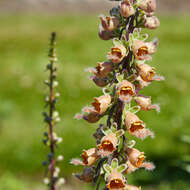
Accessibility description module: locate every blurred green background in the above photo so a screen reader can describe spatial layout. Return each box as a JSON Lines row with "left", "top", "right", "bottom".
{"left": 0, "top": 1, "right": 190, "bottom": 190}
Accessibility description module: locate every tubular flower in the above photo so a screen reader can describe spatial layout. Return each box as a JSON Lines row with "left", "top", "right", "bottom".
{"left": 125, "top": 185, "right": 141, "bottom": 190}
{"left": 92, "top": 95, "right": 112, "bottom": 114}
{"left": 90, "top": 62, "right": 114, "bottom": 78}
{"left": 76, "top": 95, "right": 111, "bottom": 123}
{"left": 125, "top": 111, "right": 154, "bottom": 139}
{"left": 71, "top": 148, "right": 99, "bottom": 166}
{"left": 132, "top": 39, "right": 158, "bottom": 61}
{"left": 126, "top": 160, "right": 155, "bottom": 174}
{"left": 120, "top": 0, "right": 135, "bottom": 18}
{"left": 137, "top": 0, "right": 156, "bottom": 13}
{"left": 134, "top": 95, "right": 160, "bottom": 112}
{"left": 145, "top": 16, "right": 160, "bottom": 29}
{"left": 132, "top": 40, "right": 151, "bottom": 61}
{"left": 126, "top": 148, "right": 145, "bottom": 168}
{"left": 99, "top": 15, "right": 120, "bottom": 31}
{"left": 136, "top": 63, "right": 155, "bottom": 82}
{"left": 98, "top": 133, "right": 118, "bottom": 157}
{"left": 107, "top": 44, "right": 127, "bottom": 64}
{"left": 107, "top": 169, "right": 126, "bottom": 190}
{"left": 81, "top": 148, "right": 99, "bottom": 166}
{"left": 135, "top": 76, "right": 151, "bottom": 91}
{"left": 125, "top": 160, "right": 138, "bottom": 174}
{"left": 137, "top": 63, "right": 164, "bottom": 82}
{"left": 125, "top": 148, "right": 155, "bottom": 174}
{"left": 117, "top": 80, "right": 135, "bottom": 102}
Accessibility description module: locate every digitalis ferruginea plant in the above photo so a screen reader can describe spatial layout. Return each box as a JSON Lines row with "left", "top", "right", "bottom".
{"left": 72, "top": 0, "right": 163, "bottom": 189}
{"left": 42, "top": 33, "right": 65, "bottom": 190}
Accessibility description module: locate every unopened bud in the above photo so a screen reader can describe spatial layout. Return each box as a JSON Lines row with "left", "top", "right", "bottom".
{"left": 43, "top": 178, "right": 49, "bottom": 185}
{"left": 57, "top": 155, "right": 64, "bottom": 161}
{"left": 137, "top": 0, "right": 156, "bottom": 13}
{"left": 53, "top": 81, "right": 59, "bottom": 87}
{"left": 144, "top": 16, "right": 160, "bottom": 29}
{"left": 120, "top": 0, "right": 135, "bottom": 18}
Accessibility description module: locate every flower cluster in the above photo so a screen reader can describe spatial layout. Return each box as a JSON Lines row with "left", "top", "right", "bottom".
{"left": 73, "top": 0, "right": 163, "bottom": 189}
{"left": 42, "top": 33, "right": 65, "bottom": 190}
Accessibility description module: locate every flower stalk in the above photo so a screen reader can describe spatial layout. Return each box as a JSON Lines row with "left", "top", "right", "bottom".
{"left": 43, "top": 32, "right": 65, "bottom": 190}
{"left": 72, "top": 0, "right": 163, "bottom": 189}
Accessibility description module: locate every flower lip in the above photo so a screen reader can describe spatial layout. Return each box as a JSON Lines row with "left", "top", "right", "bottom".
{"left": 147, "top": 70, "right": 155, "bottom": 81}
{"left": 81, "top": 151, "right": 89, "bottom": 165}
{"left": 130, "top": 121, "right": 144, "bottom": 133}
{"left": 137, "top": 46, "right": 148, "bottom": 57}
{"left": 120, "top": 86, "right": 134, "bottom": 96}
{"left": 112, "top": 47, "right": 122, "bottom": 59}
{"left": 99, "top": 140, "right": 114, "bottom": 152}
{"left": 137, "top": 154, "right": 145, "bottom": 167}
{"left": 92, "top": 99, "right": 101, "bottom": 113}
{"left": 107, "top": 179, "right": 126, "bottom": 189}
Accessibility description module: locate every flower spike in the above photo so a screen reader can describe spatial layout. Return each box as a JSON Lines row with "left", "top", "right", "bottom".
{"left": 72, "top": 0, "right": 163, "bottom": 189}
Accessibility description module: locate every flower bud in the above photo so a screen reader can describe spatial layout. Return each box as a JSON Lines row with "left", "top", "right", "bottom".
{"left": 81, "top": 148, "right": 99, "bottom": 166}
{"left": 137, "top": 0, "right": 156, "bottom": 13}
{"left": 120, "top": 0, "right": 135, "bottom": 18}
{"left": 75, "top": 106, "right": 101, "bottom": 123}
{"left": 125, "top": 185, "right": 141, "bottom": 190}
{"left": 83, "top": 112, "right": 101, "bottom": 123}
{"left": 56, "top": 178, "right": 65, "bottom": 186}
{"left": 126, "top": 148, "right": 145, "bottom": 168}
{"left": 94, "top": 62, "right": 114, "bottom": 78}
{"left": 53, "top": 81, "right": 58, "bottom": 87}
{"left": 43, "top": 178, "right": 49, "bottom": 185}
{"left": 99, "top": 15, "right": 120, "bottom": 31}
{"left": 57, "top": 155, "right": 64, "bottom": 161}
{"left": 107, "top": 44, "right": 126, "bottom": 64}
{"left": 99, "top": 27, "right": 114, "bottom": 40}
{"left": 134, "top": 95, "right": 160, "bottom": 112}
{"left": 145, "top": 16, "right": 160, "bottom": 29}
{"left": 98, "top": 133, "right": 118, "bottom": 157}
{"left": 107, "top": 169, "right": 126, "bottom": 190}
{"left": 117, "top": 80, "right": 135, "bottom": 102}
{"left": 92, "top": 95, "right": 112, "bottom": 114}
{"left": 74, "top": 167, "right": 95, "bottom": 183}
{"left": 90, "top": 76, "right": 109, "bottom": 87}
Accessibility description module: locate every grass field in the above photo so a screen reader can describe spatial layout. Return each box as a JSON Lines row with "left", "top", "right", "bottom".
{"left": 0, "top": 14, "right": 190, "bottom": 190}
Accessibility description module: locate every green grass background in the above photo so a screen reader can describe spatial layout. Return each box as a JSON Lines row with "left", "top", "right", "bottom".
{"left": 0, "top": 14, "right": 190, "bottom": 189}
